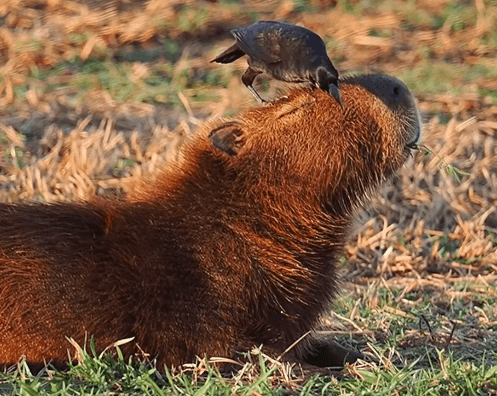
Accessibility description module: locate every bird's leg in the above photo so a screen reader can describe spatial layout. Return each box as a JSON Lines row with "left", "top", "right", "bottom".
{"left": 241, "top": 67, "right": 266, "bottom": 104}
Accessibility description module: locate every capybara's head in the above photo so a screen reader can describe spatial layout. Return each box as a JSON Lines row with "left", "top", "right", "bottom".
{"left": 193, "top": 74, "right": 420, "bottom": 216}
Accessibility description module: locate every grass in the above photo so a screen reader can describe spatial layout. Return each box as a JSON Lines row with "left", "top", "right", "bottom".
{"left": 415, "top": 144, "right": 470, "bottom": 183}
{"left": 11, "top": 55, "right": 231, "bottom": 111}
{"left": 394, "top": 61, "right": 497, "bottom": 98}
{"left": 0, "top": 0, "right": 496, "bottom": 394}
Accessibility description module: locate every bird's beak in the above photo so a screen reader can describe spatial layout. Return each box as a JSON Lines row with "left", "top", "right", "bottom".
{"left": 329, "top": 84, "right": 342, "bottom": 107}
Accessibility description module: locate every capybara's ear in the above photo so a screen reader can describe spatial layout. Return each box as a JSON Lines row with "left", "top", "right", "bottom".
{"left": 208, "top": 121, "right": 245, "bottom": 156}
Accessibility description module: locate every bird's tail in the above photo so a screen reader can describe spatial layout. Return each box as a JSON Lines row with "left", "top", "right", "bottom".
{"left": 210, "top": 43, "right": 246, "bottom": 64}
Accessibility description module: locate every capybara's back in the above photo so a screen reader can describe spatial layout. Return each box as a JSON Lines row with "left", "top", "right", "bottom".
{"left": 0, "top": 75, "right": 420, "bottom": 370}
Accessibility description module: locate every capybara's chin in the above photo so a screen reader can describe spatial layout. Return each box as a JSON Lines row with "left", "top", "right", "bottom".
{"left": 0, "top": 74, "right": 420, "bottom": 371}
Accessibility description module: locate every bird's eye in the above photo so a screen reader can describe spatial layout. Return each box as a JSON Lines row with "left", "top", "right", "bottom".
{"left": 393, "top": 86, "right": 400, "bottom": 96}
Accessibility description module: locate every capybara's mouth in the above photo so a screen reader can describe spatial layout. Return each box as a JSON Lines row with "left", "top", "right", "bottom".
{"left": 406, "top": 110, "right": 422, "bottom": 149}
{"left": 406, "top": 139, "right": 419, "bottom": 149}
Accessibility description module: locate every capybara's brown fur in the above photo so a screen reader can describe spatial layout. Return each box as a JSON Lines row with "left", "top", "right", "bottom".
{"left": 0, "top": 74, "right": 420, "bottom": 371}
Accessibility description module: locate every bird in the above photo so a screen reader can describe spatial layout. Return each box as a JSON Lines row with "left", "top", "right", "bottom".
{"left": 211, "top": 20, "right": 341, "bottom": 105}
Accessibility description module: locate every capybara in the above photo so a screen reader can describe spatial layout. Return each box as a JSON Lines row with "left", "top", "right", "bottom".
{"left": 0, "top": 74, "right": 420, "bottom": 371}
{"left": 211, "top": 20, "right": 341, "bottom": 105}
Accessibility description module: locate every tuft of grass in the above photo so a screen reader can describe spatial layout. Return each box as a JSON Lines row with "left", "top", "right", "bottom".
{"left": 414, "top": 144, "right": 470, "bottom": 182}
{"left": 13, "top": 54, "right": 239, "bottom": 109}
{"left": 368, "top": 28, "right": 392, "bottom": 38}
{"left": 0, "top": 342, "right": 304, "bottom": 395}
{"left": 392, "top": 61, "right": 497, "bottom": 97}
{"left": 292, "top": 0, "right": 319, "bottom": 14}
{"left": 442, "top": 2, "right": 478, "bottom": 32}
{"left": 174, "top": 7, "right": 210, "bottom": 32}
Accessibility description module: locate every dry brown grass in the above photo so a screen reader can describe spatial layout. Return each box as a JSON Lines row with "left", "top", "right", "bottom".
{"left": 0, "top": 0, "right": 496, "bottom": 375}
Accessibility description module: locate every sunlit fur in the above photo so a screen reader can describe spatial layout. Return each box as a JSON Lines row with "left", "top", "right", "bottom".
{"left": 0, "top": 75, "right": 420, "bottom": 371}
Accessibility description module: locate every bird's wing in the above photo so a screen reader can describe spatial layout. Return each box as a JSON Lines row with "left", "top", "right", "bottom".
{"left": 231, "top": 28, "right": 282, "bottom": 64}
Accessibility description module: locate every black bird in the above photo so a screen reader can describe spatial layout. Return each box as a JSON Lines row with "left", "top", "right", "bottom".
{"left": 211, "top": 21, "right": 341, "bottom": 105}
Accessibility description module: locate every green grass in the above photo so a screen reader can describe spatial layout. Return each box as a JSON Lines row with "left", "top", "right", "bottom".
{"left": 10, "top": 56, "right": 235, "bottom": 110}
{"left": 172, "top": 7, "right": 210, "bottom": 32}
{"left": 335, "top": 0, "right": 479, "bottom": 30}
{"left": 292, "top": 0, "right": 319, "bottom": 14}
{"left": 5, "top": 1, "right": 496, "bottom": 111}
{"left": 0, "top": 347, "right": 289, "bottom": 395}
{"left": 415, "top": 144, "right": 471, "bottom": 183}
{"left": 333, "top": 352, "right": 497, "bottom": 395}
{"left": 394, "top": 61, "right": 497, "bottom": 97}
{"left": 2, "top": 349, "right": 496, "bottom": 395}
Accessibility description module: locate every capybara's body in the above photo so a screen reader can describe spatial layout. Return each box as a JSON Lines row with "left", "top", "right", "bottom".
{"left": 0, "top": 75, "right": 420, "bottom": 370}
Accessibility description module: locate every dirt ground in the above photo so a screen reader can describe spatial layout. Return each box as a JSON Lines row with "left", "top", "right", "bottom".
{"left": 0, "top": 0, "right": 496, "bottom": 369}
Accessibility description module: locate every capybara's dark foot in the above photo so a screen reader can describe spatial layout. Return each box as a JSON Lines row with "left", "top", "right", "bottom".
{"left": 303, "top": 339, "right": 364, "bottom": 368}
